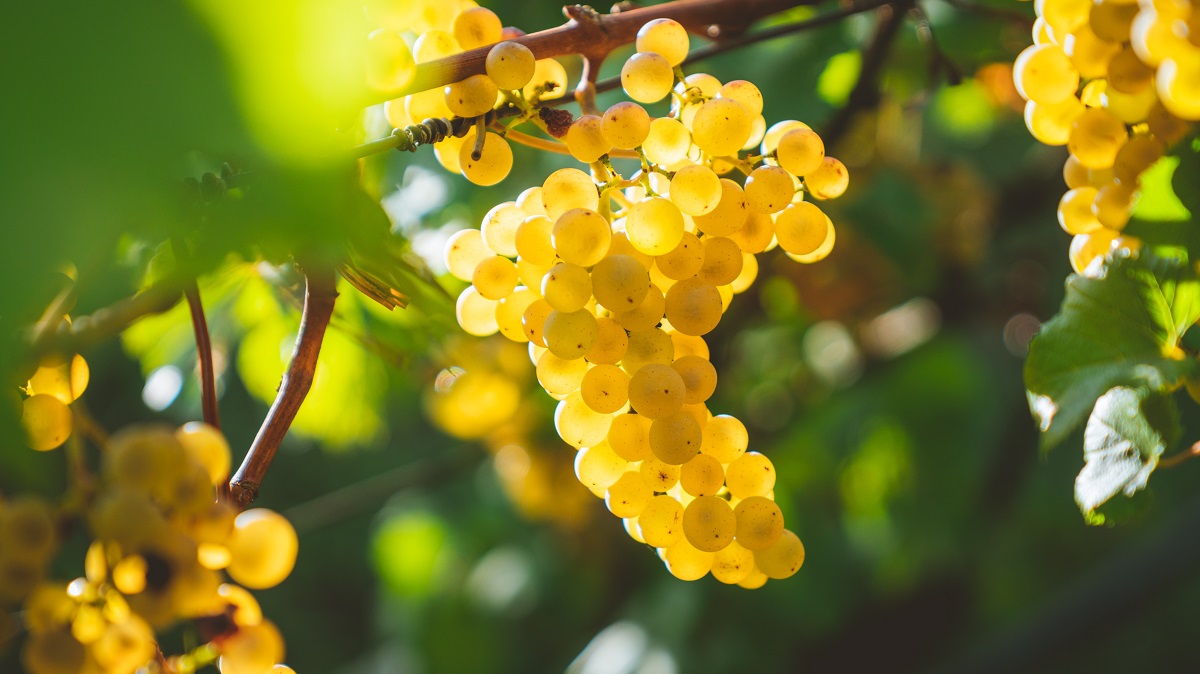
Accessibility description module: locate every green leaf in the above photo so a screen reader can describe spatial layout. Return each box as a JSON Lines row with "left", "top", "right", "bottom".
{"left": 1132, "top": 155, "right": 1192, "bottom": 223}
{"left": 1025, "top": 254, "right": 1200, "bottom": 449}
{"left": 1075, "top": 387, "right": 1177, "bottom": 519}
{"left": 1171, "top": 140, "right": 1200, "bottom": 220}
{"left": 817, "top": 51, "right": 861, "bottom": 107}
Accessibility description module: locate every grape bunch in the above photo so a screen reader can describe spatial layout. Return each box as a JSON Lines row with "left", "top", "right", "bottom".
{"left": 4, "top": 420, "right": 300, "bottom": 674}
{"left": 1013, "top": 0, "right": 1197, "bottom": 272}
{"left": 20, "top": 352, "right": 90, "bottom": 452}
{"left": 416, "top": 10, "right": 848, "bottom": 585}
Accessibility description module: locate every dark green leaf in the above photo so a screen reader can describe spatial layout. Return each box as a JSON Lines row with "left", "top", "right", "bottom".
{"left": 1025, "top": 254, "right": 1200, "bottom": 449}
{"left": 1075, "top": 387, "right": 1177, "bottom": 519}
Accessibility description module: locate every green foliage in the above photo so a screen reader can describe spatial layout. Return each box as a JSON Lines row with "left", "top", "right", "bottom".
{"left": 1024, "top": 254, "right": 1200, "bottom": 451}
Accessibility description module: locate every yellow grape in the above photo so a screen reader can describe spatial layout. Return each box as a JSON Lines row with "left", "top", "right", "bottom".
{"left": 744, "top": 165, "right": 795, "bottom": 213}
{"left": 664, "top": 277, "right": 722, "bottom": 336}
{"left": 586, "top": 316, "right": 630, "bottom": 365}
{"left": 682, "top": 495, "right": 735, "bottom": 552}
{"left": 733, "top": 496, "right": 784, "bottom": 551}
{"left": 1057, "top": 187, "right": 1102, "bottom": 234}
{"left": 1157, "top": 53, "right": 1200, "bottom": 121}
{"left": 21, "top": 628, "right": 87, "bottom": 674}
{"left": 555, "top": 391, "right": 614, "bottom": 448}
{"left": 605, "top": 471, "right": 653, "bottom": 517}
{"left": 627, "top": 363, "right": 686, "bottom": 420}
{"left": 553, "top": 208, "right": 611, "bottom": 267}
{"left": 731, "top": 252, "right": 759, "bottom": 293}
{"left": 452, "top": 7, "right": 502, "bottom": 50}
{"left": 729, "top": 211, "right": 775, "bottom": 254}
{"left": 580, "top": 364, "right": 631, "bottom": 414}
{"left": 444, "top": 228, "right": 490, "bottom": 281}
{"left": 219, "top": 620, "right": 285, "bottom": 674}
{"left": 608, "top": 413, "right": 652, "bottom": 461}
{"left": 680, "top": 453, "right": 724, "bottom": 496}
{"left": 565, "top": 115, "right": 612, "bottom": 164}
{"left": 496, "top": 287, "right": 539, "bottom": 342}
{"left": 1106, "top": 46, "right": 1154, "bottom": 94}
{"left": 692, "top": 179, "right": 748, "bottom": 237}
{"left": 514, "top": 215, "right": 557, "bottom": 266}
{"left": 574, "top": 442, "right": 629, "bottom": 492}
{"left": 522, "top": 58, "right": 569, "bottom": 101}
{"left": 671, "top": 355, "right": 717, "bottom": 404}
{"left": 92, "top": 616, "right": 156, "bottom": 674}
{"left": 1103, "top": 85, "right": 1156, "bottom": 125}
{"left": 1013, "top": 44, "right": 1080, "bottom": 104}
{"left": 472, "top": 256, "right": 518, "bottom": 300}
{"left": 804, "top": 157, "right": 849, "bottom": 200}
{"left": 697, "top": 236, "right": 743, "bottom": 286}
{"left": 1146, "top": 101, "right": 1192, "bottom": 146}
{"left": 717, "top": 80, "right": 764, "bottom": 116}
{"left": 656, "top": 232, "right": 704, "bottom": 281}
{"left": 622, "top": 328, "right": 674, "bottom": 376}
{"left": 700, "top": 414, "right": 748, "bottom": 463}
{"left": 1112, "top": 135, "right": 1165, "bottom": 183}
{"left": 541, "top": 262, "right": 592, "bottom": 313}
{"left": 662, "top": 537, "right": 714, "bottom": 580}
{"left": 27, "top": 354, "right": 89, "bottom": 404}
{"left": 601, "top": 102, "right": 651, "bottom": 149}
{"left": 456, "top": 286, "right": 500, "bottom": 336}
{"left": 1063, "top": 23, "right": 1120, "bottom": 79}
{"left": 521, "top": 298, "right": 554, "bottom": 346}
{"left": 625, "top": 197, "right": 685, "bottom": 256}
{"left": 711, "top": 541, "right": 756, "bottom": 584}
{"left": 536, "top": 348, "right": 588, "bottom": 396}
{"left": 613, "top": 283, "right": 665, "bottom": 332}
{"left": 445, "top": 74, "right": 499, "bottom": 118}
{"left": 670, "top": 165, "right": 722, "bottom": 216}
{"left": 542, "top": 168, "right": 599, "bottom": 220}
{"left": 1037, "top": 0, "right": 1092, "bottom": 44}
{"left": 459, "top": 131, "right": 513, "bottom": 186}
{"left": 218, "top": 584, "right": 264, "bottom": 627}
{"left": 487, "top": 41, "right": 536, "bottom": 90}
{"left": 753, "top": 529, "right": 805, "bottom": 580}
{"left": 1024, "top": 97, "right": 1085, "bottom": 146}
{"left": 365, "top": 29, "right": 415, "bottom": 91}
{"left": 481, "top": 201, "right": 524, "bottom": 258}
{"left": 434, "top": 134, "right": 467, "bottom": 173}
{"left": 725, "top": 451, "right": 776, "bottom": 499}
{"left": 1093, "top": 181, "right": 1137, "bottom": 231}
{"left": 591, "top": 254, "right": 651, "bottom": 311}
{"left": 226, "top": 509, "right": 298, "bottom": 589}
{"left": 774, "top": 202, "right": 830, "bottom": 256}
{"left": 621, "top": 52, "right": 674, "bottom": 103}
{"left": 775, "top": 129, "right": 826, "bottom": 177}
{"left": 691, "top": 98, "right": 752, "bottom": 157}
{"left": 638, "top": 495, "right": 684, "bottom": 547}
{"left": 1068, "top": 107, "right": 1127, "bottom": 169}
{"left": 22, "top": 394, "right": 72, "bottom": 451}
{"left": 642, "top": 117, "right": 692, "bottom": 165}
{"left": 640, "top": 455, "right": 682, "bottom": 491}
{"left": 609, "top": 230, "right": 655, "bottom": 269}
{"left": 413, "top": 30, "right": 460, "bottom": 63}
{"left": 636, "top": 18, "right": 690, "bottom": 66}
{"left": 543, "top": 309, "right": 598, "bottom": 360}
{"left": 649, "top": 410, "right": 703, "bottom": 464}
{"left": 1089, "top": 0, "right": 1138, "bottom": 42}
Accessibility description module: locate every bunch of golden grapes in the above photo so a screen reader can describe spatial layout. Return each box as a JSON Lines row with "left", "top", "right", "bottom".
{"left": 1013, "top": 0, "right": 1197, "bottom": 272}
{"left": 5, "top": 420, "right": 299, "bottom": 674}
{"left": 424, "top": 9, "right": 848, "bottom": 585}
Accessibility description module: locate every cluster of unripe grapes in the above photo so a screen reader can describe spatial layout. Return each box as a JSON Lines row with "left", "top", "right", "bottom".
{"left": 7, "top": 400, "right": 299, "bottom": 674}
{"left": 415, "top": 4, "right": 850, "bottom": 584}
{"left": 1013, "top": 0, "right": 1197, "bottom": 273}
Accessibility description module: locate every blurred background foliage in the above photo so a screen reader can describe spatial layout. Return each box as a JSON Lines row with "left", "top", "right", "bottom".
{"left": 3, "top": 0, "right": 1200, "bottom": 672}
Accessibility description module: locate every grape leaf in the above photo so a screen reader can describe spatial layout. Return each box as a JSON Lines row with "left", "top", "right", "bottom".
{"left": 1025, "top": 254, "right": 1200, "bottom": 450}
{"left": 1075, "top": 387, "right": 1177, "bottom": 519}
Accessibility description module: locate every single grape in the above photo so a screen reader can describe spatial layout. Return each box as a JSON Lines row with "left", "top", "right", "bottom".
{"left": 671, "top": 355, "right": 717, "bottom": 404}
{"left": 700, "top": 415, "right": 748, "bottom": 463}
{"left": 734, "top": 496, "right": 784, "bottom": 551}
{"left": 682, "top": 495, "right": 735, "bottom": 552}
{"left": 606, "top": 471, "right": 653, "bottom": 517}
{"left": 671, "top": 165, "right": 722, "bottom": 216}
{"left": 487, "top": 41, "right": 537, "bottom": 90}
{"left": 592, "top": 254, "right": 651, "bottom": 311}
{"left": 636, "top": 18, "right": 690, "bottom": 66}
{"left": 664, "top": 278, "right": 722, "bottom": 336}
{"left": 753, "top": 529, "right": 805, "bottom": 579}
{"left": 445, "top": 74, "right": 499, "bottom": 118}
{"left": 804, "top": 157, "right": 849, "bottom": 200}
{"left": 608, "top": 413, "right": 653, "bottom": 461}
{"left": 696, "top": 236, "right": 743, "bottom": 286}
{"left": 543, "top": 309, "right": 599, "bottom": 360}
{"left": 536, "top": 350, "right": 589, "bottom": 396}
{"left": 725, "top": 451, "right": 776, "bottom": 499}
{"left": 456, "top": 286, "right": 500, "bottom": 336}
{"left": 586, "top": 316, "right": 630, "bottom": 365}
{"left": 472, "top": 256, "right": 519, "bottom": 300}
{"left": 692, "top": 179, "right": 748, "bottom": 236}
{"left": 581, "top": 364, "right": 631, "bottom": 414}
{"left": 621, "top": 52, "right": 675, "bottom": 103}
{"left": 553, "top": 208, "right": 611, "bottom": 267}
{"left": 649, "top": 410, "right": 703, "bottom": 464}
{"left": 628, "top": 363, "right": 686, "bottom": 419}
{"left": 601, "top": 101, "right": 652, "bottom": 149}
{"left": 459, "top": 131, "right": 513, "bottom": 186}
{"left": 543, "top": 168, "right": 599, "bottom": 220}
{"left": 226, "top": 510, "right": 298, "bottom": 589}
{"left": 680, "top": 453, "right": 724, "bottom": 496}
{"left": 452, "top": 7, "right": 502, "bottom": 50}
{"left": 638, "top": 494, "right": 684, "bottom": 547}
{"left": 541, "top": 262, "right": 592, "bottom": 312}
{"left": 21, "top": 394, "right": 72, "bottom": 451}
{"left": 565, "top": 114, "right": 613, "bottom": 163}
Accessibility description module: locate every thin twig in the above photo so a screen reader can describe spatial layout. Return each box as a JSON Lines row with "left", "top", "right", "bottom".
{"left": 939, "top": 0, "right": 1035, "bottom": 29}
{"left": 1158, "top": 441, "right": 1200, "bottom": 469}
{"left": 229, "top": 265, "right": 338, "bottom": 510}
{"left": 283, "top": 452, "right": 476, "bottom": 534}
{"left": 500, "top": 126, "right": 642, "bottom": 160}
{"left": 821, "top": 0, "right": 913, "bottom": 150}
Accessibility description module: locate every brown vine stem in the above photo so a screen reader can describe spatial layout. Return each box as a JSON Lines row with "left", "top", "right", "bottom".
{"left": 229, "top": 265, "right": 338, "bottom": 510}
{"left": 821, "top": 0, "right": 913, "bottom": 150}
{"left": 1158, "top": 440, "right": 1200, "bottom": 469}
{"left": 368, "top": 0, "right": 814, "bottom": 106}
{"left": 172, "top": 239, "right": 221, "bottom": 430}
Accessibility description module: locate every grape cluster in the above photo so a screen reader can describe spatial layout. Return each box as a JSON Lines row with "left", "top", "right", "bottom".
{"left": 4, "top": 422, "right": 299, "bottom": 674}
{"left": 1013, "top": 0, "right": 1197, "bottom": 272}
{"left": 430, "top": 13, "right": 847, "bottom": 585}
{"left": 20, "top": 352, "right": 90, "bottom": 451}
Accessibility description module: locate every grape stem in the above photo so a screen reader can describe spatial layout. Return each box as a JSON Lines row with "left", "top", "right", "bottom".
{"left": 171, "top": 237, "right": 222, "bottom": 431}
{"left": 821, "top": 0, "right": 913, "bottom": 150}
{"left": 1158, "top": 440, "right": 1200, "bottom": 469}
{"left": 497, "top": 126, "right": 642, "bottom": 160}
{"left": 30, "top": 278, "right": 183, "bottom": 360}
{"left": 229, "top": 264, "right": 338, "bottom": 510}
